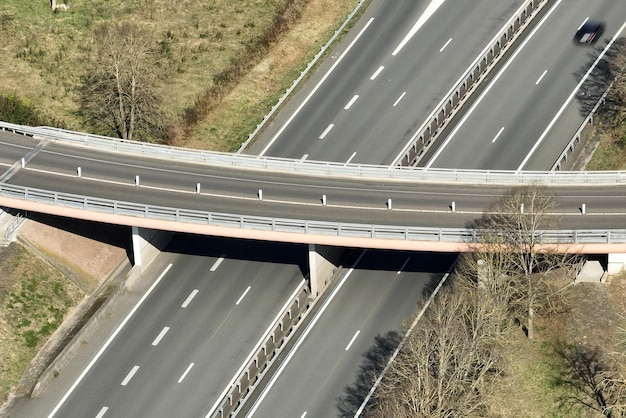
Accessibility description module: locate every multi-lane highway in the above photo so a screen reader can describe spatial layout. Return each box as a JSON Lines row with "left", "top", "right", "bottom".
{"left": 3, "top": 131, "right": 626, "bottom": 233}
{"left": 4, "top": 0, "right": 626, "bottom": 417}
{"left": 427, "top": 0, "right": 626, "bottom": 170}
{"left": 250, "top": 0, "right": 528, "bottom": 164}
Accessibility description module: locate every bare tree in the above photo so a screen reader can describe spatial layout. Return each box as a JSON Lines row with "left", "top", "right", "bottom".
{"left": 368, "top": 287, "right": 501, "bottom": 417}
{"left": 471, "top": 184, "right": 578, "bottom": 339}
{"left": 79, "top": 22, "right": 166, "bottom": 142}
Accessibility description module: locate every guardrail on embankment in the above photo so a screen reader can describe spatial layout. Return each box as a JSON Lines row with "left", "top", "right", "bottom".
{"left": 393, "top": 0, "right": 551, "bottom": 167}
{"left": 552, "top": 81, "right": 613, "bottom": 171}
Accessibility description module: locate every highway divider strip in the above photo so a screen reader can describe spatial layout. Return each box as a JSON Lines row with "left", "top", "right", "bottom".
{"left": 392, "top": 0, "right": 552, "bottom": 167}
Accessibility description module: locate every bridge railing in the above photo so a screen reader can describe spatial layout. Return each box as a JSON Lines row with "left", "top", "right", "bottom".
{"left": 2, "top": 183, "right": 625, "bottom": 245}
{"left": 2, "top": 121, "right": 626, "bottom": 185}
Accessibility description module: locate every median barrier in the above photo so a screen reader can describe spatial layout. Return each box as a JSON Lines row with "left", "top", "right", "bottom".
{"left": 213, "top": 282, "right": 310, "bottom": 418}
{"left": 394, "top": 0, "right": 551, "bottom": 166}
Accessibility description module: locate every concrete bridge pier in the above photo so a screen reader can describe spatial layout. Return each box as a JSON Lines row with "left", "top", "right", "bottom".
{"left": 131, "top": 226, "right": 173, "bottom": 269}
{"left": 308, "top": 244, "right": 345, "bottom": 297}
{"left": 608, "top": 253, "right": 626, "bottom": 274}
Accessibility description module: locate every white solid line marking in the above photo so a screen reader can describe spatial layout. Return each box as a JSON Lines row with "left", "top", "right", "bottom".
{"left": 246, "top": 252, "right": 368, "bottom": 417}
{"left": 344, "top": 95, "right": 359, "bottom": 110}
{"left": 181, "top": 289, "right": 199, "bottom": 308}
{"left": 492, "top": 127, "right": 505, "bottom": 143}
{"left": 345, "top": 330, "right": 361, "bottom": 351}
{"left": 95, "top": 406, "right": 108, "bottom": 418}
{"left": 48, "top": 263, "right": 173, "bottom": 418}
{"left": 121, "top": 365, "right": 139, "bottom": 386}
{"left": 535, "top": 69, "right": 548, "bottom": 85}
{"left": 259, "top": 18, "right": 375, "bottom": 156}
{"left": 151, "top": 327, "right": 170, "bottom": 346}
{"left": 210, "top": 257, "right": 225, "bottom": 272}
{"left": 370, "top": 66, "right": 384, "bottom": 80}
{"left": 236, "top": 286, "right": 251, "bottom": 305}
{"left": 300, "top": 154, "right": 309, "bottom": 160}
{"left": 518, "top": 19, "right": 626, "bottom": 171}
{"left": 345, "top": 152, "right": 357, "bottom": 165}
{"left": 397, "top": 256, "right": 411, "bottom": 275}
{"left": 439, "top": 38, "right": 452, "bottom": 52}
{"left": 393, "top": 92, "right": 406, "bottom": 107}
{"left": 393, "top": 0, "right": 446, "bottom": 55}
{"left": 301, "top": 412, "right": 308, "bottom": 418}
{"left": 319, "top": 124, "right": 334, "bottom": 140}
{"left": 178, "top": 363, "right": 194, "bottom": 383}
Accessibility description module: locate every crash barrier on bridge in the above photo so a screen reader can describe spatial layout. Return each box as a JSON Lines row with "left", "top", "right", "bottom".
{"left": 3, "top": 121, "right": 626, "bottom": 185}
{"left": 552, "top": 81, "right": 614, "bottom": 171}
{"left": 393, "top": 0, "right": 551, "bottom": 167}
{"left": 212, "top": 280, "right": 310, "bottom": 418}
{"left": 2, "top": 183, "right": 626, "bottom": 246}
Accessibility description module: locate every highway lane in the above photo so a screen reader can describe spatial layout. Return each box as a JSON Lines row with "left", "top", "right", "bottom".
{"left": 245, "top": 251, "right": 457, "bottom": 417}
{"left": 3, "top": 1, "right": 620, "bottom": 416}
{"left": 253, "top": 0, "right": 525, "bottom": 164}
{"left": 49, "top": 235, "right": 308, "bottom": 418}
{"left": 6, "top": 140, "right": 626, "bottom": 230}
{"left": 427, "top": 0, "right": 626, "bottom": 170}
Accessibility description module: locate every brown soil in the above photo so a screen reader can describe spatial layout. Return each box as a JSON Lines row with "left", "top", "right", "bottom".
{"left": 17, "top": 216, "right": 130, "bottom": 294}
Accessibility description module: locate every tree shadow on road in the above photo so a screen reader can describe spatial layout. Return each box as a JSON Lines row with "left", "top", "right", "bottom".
{"left": 574, "top": 38, "right": 626, "bottom": 118}
{"left": 336, "top": 330, "right": 402, "bottom": 417}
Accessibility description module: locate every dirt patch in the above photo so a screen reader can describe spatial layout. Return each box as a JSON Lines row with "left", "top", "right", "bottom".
{"left": 18, "top": 216, "right": 130, "bottom": 294}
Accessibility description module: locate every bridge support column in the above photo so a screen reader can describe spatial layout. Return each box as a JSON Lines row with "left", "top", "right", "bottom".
{"left": 607, "top": 253, "right": 626, "bottom": 275}
{"left": 131, "top": 226, "right": 173, "bottom": 269}
{"left": 308, "top": 244, "right": 344, "bottom": 297}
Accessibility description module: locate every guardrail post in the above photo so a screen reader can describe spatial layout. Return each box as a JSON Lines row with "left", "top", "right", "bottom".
{"left": 77, "top": 167, "right": 82, "bottom": 178}
{"left": 322, "top": 195, "right": 327, "bottom": 206}
{"left": 520, "top": 203, "right": 524, "bottom": 214}
{"left": 21, "top": 158, "right": 25, "bottom": 168}
{"left": 258, "top": 189, "right": 263, "bottom": 200}
{"left": 451, "top": 201, "right": 456, "bottom": 212}
{"left": 196, "top": 183, "right": 201, "bottom": 194}
{"left": 581, "top": 203, "right": 586, "bottom": 215}
{"left": 387, "top": 199, "right": 392, "bottom": 210}
{"left": 135, "top": 175, "right": 140, "bottom": 186}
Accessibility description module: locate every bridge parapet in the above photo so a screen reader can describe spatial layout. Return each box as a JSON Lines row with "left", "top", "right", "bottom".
{"left": 2, "top": 121, "right": 626, "bottom": 185}
{"left": 1, "top": 183, "right": 626, "bottom": 253}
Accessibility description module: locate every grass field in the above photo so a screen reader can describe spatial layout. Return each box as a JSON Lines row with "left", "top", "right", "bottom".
{"left": 0, "top": 0, "right": 361, "bottom": 151}
{"left": 0, "top": 244, "right": 83, "bottom": 405}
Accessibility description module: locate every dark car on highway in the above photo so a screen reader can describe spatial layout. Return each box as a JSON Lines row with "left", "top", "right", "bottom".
{"left": 574, "top": 20, "right": 604, "bottom": 44}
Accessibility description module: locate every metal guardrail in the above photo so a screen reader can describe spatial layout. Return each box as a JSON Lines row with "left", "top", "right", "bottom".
{"left": 2, "top": 183, "right": 626, "bottom": 245}
{"left": 552, "top": 81, "right": 613, "bottom": 171}
{"left": 2, "top": 121, "right": 626, "bottom": 185}
{"left": 392, "top": 0, "right": 550, "bottom": 166}
{"left": 213, "top": 281, "right": 310, "bottom": 418}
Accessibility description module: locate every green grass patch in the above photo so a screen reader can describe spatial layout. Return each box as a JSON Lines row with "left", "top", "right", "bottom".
{"left": 0, "top": 244, "right": 83, "bottom": 405}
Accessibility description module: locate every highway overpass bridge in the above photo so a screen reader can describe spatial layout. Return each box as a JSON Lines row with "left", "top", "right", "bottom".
{"left": 2, "top": 121, "right": 626, "bottom": 274}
